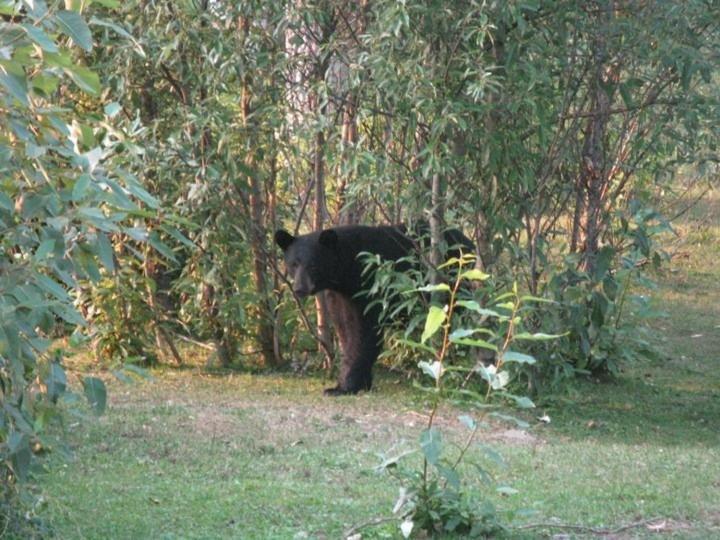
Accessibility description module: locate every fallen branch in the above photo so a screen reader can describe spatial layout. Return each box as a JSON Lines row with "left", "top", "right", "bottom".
{"left": 516, "top": 516, "right": 674, "bottom": 536}
{"left": 174, "top": 334, "right": 215, "bottom": 350}
{"left": 343, "top": 516, "right": 396, "bottom": 538}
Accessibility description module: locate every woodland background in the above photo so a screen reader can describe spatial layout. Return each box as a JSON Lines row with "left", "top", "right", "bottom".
{"left": 1, "top": 0, "right": 719, "bottom": 535}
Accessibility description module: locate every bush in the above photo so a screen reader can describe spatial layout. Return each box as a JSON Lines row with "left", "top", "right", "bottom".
{"left": 375, "top": 253, "right": 551, "bottom": 537}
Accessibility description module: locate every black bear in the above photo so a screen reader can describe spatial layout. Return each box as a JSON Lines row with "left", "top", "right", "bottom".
{"left": 275, "top": 224, "right": 474, "bottom": 395}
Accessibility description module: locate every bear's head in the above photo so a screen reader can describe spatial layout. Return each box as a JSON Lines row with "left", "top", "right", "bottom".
{"left": 274, "top": 229, "right": 341, "bottom": 298}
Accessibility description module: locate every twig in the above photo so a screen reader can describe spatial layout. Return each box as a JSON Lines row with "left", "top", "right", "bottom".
{"left": 175, "top": 334, "right": 215, "bottom": 350}
{"left": 516, "top": 516, "right": 669, "bottom": 536}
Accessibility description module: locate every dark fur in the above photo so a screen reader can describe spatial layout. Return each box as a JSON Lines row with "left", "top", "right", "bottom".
{"left": 275, "top": 225, "right": 473, "bottom": 395}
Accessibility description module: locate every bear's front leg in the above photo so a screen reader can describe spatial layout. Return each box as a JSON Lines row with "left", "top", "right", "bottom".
{"left": 323, "top": 292, "right": 381, "bottom": 396}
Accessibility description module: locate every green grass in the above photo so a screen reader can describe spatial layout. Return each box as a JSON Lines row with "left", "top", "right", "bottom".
{"left": 32, "top": 192, "right": 720, "bottom": 539}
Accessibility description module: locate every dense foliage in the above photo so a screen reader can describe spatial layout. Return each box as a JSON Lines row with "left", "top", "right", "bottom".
{"left": 82, "top": 0, "right": 719, "bottom": 379}
{"left": 0, "top": 0, "right": 174, "bottom": 533}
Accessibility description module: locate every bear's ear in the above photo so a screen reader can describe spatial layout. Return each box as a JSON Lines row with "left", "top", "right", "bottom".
{"left": 319, "top": 229, "right": 338, "bottom": 249}
{"left": 274, "top": 229, "right": 295, "bottom": 251}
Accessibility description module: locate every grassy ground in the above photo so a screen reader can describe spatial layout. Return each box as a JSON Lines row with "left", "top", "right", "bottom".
{"left": 35, "top": 193, "right": 720, "bottom": 539}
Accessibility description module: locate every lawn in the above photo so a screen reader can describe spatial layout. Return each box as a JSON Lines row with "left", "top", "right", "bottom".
{"left": 37, "top": 195, "right": 720, "bottom": 539}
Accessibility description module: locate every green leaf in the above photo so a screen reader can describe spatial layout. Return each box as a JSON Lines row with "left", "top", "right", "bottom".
{"left": 65, "top": 64, "right": 100, "bottom": 95}
{"left": 123, "top": 175, "right": 159, "bottom": 208}
{"left": 496, "top": 485, "right": 519, "bottom": 496}
{"left": 489, "top": 412, "right": 530, "bottom": 429}
{"left": 8, "top": 432, "right": 32, "bottom": 481}
{"left": 0, "top": 3, "right": 18, "bottom": 16}
{"left": 78, "top": 207, "right": 120, "bottom": 232}
{"left": 95, "top": 232, "right": 115, "bottom": 273}
{"left": 513, "top": 332, "right": 565, "bottom": 341}
{"left": 419, "top": 427, "right": 442, "bottom": 465}
{"left": 101, "top": 178, "right": 137, "bottom": 209}
{"left": 418, "top": 360, "right": 443, "bottom": 381}
{"left": 455, "top": 301, "right": 504, "bottom": 319}
{"left": 437, "top": 464, "right": 460, "bottom": 491}
{"left": 72, "top": 173, "right": 92, "bottom": 201}
{"left": 395, "top": 339, "right": 435, "bottom": 353}
{"left": 479, "top": 445, "right": 506, "bottom": 468}
{"left": 414, "top": 283, "right": 450, "bottom": 293}
{"left": 46, "top": 362, "right": 67, "bottom": 400}
{"left": 455, "top": 300, "right": 480, "bottom": 311}
{"left": 90, "top": 16, "right": 145, "bottom": 58}
{"left": 502, "top": 393, "right": 536, "bottom": 408}
{"left": 0, "top": 192, "right": 13, "bottom": 211}
{"left": 458, "top": 414, "right": 476, "bottom": 430}
{"left": 501, "top": 350, "right": 536, "bottom": 365}
{"left": 519, "top": 295, "right": 555, "bottom": 304}
{"left": 25, "top": 142, "right": 46, "bottom": 159}
{"left": 44, "top": 50, "right": 73, "bottom": 68}
{"left": 149, "top": 231, "right": 177, "bottom": 262}
{"left": 0, "top": 68, "right": 29, "bottom": 107}
{"left": 35, "top": 273, "right": 70, "bottom": 301}
{"left": 450, "top": 336, "right": 497, "bottom": 350}
{"left": 111, "top": 369, "right": 134, "bottom": 384}
{"left": 438, "top": 256, "right": 460, "bottom": 269}
{"left": 83, "top": 377, "right": 107, "bottom": 415}
{"left": 449, "top": 328, "right": 494, "bottom": 341}
{"left": 161, "top": 224, "right": 195, "bottom": 249}
{"left": 22, "top": 24, "right": 59, "bottom": 52}
{"left": 460, "top": 268, "right": 489, "bottom": 281}
{"left": 515, "top": 396, "right": 535, "bottom": 409}
{"left": 50, "top": 304, "right": 86, "bottom": 326}
{"left": 104, "top": 101, "right": 122, "bottom": 117}
{"left": 618, "top": 82, "right": 634, "bottom": 109}
{"left": 32, "top": 73, "right": 60, "bottom": 96}
{"left": 79, "top": 251, "right": 102, "bottom": 281}
{"left": 122, "top": 363, "right": 152, "bottom": 380}
{"left": 34, "top": 239, "right": 55, "bottom": 261}
{"left": 421, "top": 305, "right": 446, "bottom": 343}
{"left": 56, "top": 10, "right": 93, "bottom": 52}
{"left": 492, "top": 370, "right": 509, "bottom": 390}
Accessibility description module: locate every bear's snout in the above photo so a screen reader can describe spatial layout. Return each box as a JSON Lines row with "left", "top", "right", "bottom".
{"left": 293, "top": 285, "right": 313, "bottom": 298}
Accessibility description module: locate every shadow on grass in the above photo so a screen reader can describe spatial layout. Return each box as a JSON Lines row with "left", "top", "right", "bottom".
{"left": 545, "top": 371, "right": 720, "bottom": 447}
{"left": 545, "top": 190, "right": 720, "bottom": 448}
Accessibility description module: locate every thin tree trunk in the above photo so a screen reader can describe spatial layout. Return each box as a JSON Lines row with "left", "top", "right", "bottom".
{"left": 240, "top": 15, "right": 276, "bottom": 367}
{"left": 570, "top": 176, "right": 585, "bottom": 254}
{"left": 578, "top": 5, "right": 612, "bottom": 274}
{"left": 336, "top": 2, "right": 365, "bottom": 225}
{"left": 268, "top": 151, "right": 284, "bottom": 366}
{"left": 337, "top": 97, "right": 360, "bottom": 225}
{"left": 203, "top": 283, "right": 233, "bottom": 368}
{"left": 313, "top": 127, "right": 335, "bottom": 370}
{"left": 143, "top": 239, "right": 183, "bottom": 365}
{"left": 429, "top": 172, "right": 444, "bottom": 278}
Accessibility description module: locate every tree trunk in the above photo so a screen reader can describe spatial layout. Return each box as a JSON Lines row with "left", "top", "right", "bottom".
{"left": 202, "top": 283, "right": 233, "bottom": 368}
{"left": 313, "top": 127, "right": 335, "bottom": 370}
{"left": 143, "top": 239, "right": 182, "bottom": 365}
{"left": 337, "top": 97, "right": 360, "bottom": 225}
{"left": 268, "top": 151, "right": 284, "bottom": 366}
{"left": 577, "top": 3, "right": 613, "bottom": 274}
{"left": 429, "top": 172, "right": 444, "bottom": 279}
{"left": 240, "top": 15, "right": 277, "bottom": 367}
{"left": 336, "top": 1, "right": 366, "bottom": 225}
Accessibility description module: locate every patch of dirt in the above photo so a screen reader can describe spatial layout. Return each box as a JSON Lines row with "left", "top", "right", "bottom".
{"left": 485, "top": 428, "right": 540, "bottom": 446}
{"left": 103, "top": 373, "right": 544, "bottom": 450}
{"left": 701, "top": 509, "right": 720, "bottom": 527}
{"left": 191, "top": 407, "right": 241, "bottom": 439}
